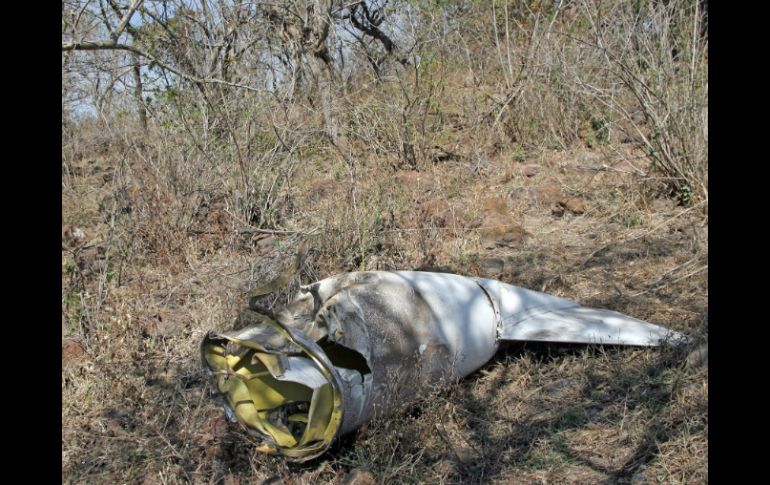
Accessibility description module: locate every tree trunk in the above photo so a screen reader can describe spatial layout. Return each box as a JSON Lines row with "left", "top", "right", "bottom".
{"left": 308, "top": 53, "right": 343, "bottom": 147}
{"left": 131, "top": 53, "right": 147, "bottom": 133}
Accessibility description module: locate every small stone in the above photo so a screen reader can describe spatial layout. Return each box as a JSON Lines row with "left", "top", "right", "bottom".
{"left": 521, "top": 164, "right": 541, "bottom": 177}
{"left": 476, "top": 257, "right": 505, "bottom": 278}
{"left": 62, "top": 339, "right": 86, "bottom": 366}
{"left": 479, "top": 216, "right": 528, "bottom": 248}
{"left": 343, "top": 468, "right": 376, "bottom": 485}
{"left": 559, "top": 197, "right": 587, "bottom": 214}
{"left": 62, "top": 225, "right": 85, "bottom": 247}
{"left": 511, "top": 184, "right": 562, "bottom": 207}
{"left": 481, "top": 196, "right": 509, "bottom": 216}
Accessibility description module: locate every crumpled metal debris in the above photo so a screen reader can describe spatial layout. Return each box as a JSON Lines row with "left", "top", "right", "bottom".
{"left": 201, "top": 263, "right": 686, "bottom": 461}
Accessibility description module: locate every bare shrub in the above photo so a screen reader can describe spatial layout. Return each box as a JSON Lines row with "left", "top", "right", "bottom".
{"left": 570, "top": 0, "right": 708, "bottom": 203}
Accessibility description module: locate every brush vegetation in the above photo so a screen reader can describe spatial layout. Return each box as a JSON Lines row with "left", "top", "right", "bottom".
{"left": 62, "top": 0, "right": 707, "bottom": 483}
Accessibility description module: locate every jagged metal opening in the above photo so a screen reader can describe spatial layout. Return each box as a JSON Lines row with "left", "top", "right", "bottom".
{"left": 202, "top": 336, "right": 338, "bottom": 454}
{"left": 317, "top": 337, "right": 372, "bottom": 377}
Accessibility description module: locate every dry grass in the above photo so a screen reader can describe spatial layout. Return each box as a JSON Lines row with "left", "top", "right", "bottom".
{"left": 62, "top": 138, "right": 707, "bottom": 484}
{"left": 62, "top": 2, "right": 706, "bottom": 482}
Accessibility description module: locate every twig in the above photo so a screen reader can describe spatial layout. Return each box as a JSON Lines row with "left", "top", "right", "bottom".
{"left": 575, "top": 163, "right": 645, "bottom": 176}
{"left": 61, "top": 41, "right": 266, "bottom": 94}
{"left": 629, "top": 264, "right": 707, "bottom": 297}
{"left": 112, "top": 0, "right": 144, "bottom": 41}
{"left": 237, "top": 227, "right": 318, "bottom": 235}
{"left": 153, "top": 427, "right": 192, "bottom": 482}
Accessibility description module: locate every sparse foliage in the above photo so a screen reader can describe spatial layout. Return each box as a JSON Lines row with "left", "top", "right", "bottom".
{"left": 62, "top": 1, "right": 707, "bottom": 483}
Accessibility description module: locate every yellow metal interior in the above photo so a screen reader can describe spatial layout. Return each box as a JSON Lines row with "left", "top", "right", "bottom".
{"left": 203, "top": 342, "right": 335, "bottom": 449}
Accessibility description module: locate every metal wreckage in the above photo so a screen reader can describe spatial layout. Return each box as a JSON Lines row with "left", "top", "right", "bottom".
{"left": 201, "top": 251, "right": 688, "bottom": 461}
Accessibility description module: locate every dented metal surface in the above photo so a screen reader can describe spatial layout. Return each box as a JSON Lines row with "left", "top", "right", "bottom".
{"left": 202, "top": 270, "right": 686, "bottom": 461}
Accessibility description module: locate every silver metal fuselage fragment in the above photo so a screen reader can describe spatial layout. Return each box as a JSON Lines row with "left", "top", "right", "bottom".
{"left": 202, "top": 271, "right": 686, "bottom": 460}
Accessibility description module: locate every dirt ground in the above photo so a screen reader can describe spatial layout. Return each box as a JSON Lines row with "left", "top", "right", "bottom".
{"left": 62, "top": 145, "right": 707, "bottom": 484}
